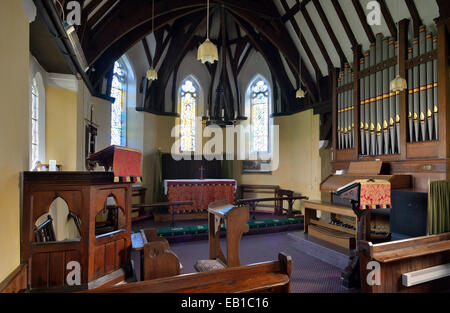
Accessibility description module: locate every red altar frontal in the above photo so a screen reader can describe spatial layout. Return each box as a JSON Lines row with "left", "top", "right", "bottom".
{"left": 164, "top": 179, "right": 237, "bottom": 213}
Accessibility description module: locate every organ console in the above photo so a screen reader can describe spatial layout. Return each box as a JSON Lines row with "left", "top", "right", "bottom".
{"left": 304, "top": 161, "right": 411, "bottom": 288}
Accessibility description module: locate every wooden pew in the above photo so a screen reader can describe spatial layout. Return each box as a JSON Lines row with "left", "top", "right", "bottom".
{"left": 87, "top": 253, "right": 292, "bottom": 293}
{"left": 131, "top": 229, "right": 181, "bottom": 281}
{"left": 359, "top": 233, "right": 450, "bottom": 293}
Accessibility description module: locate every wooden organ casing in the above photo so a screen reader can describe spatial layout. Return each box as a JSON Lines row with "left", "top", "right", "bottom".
{"left": 332, "top": 18, "right": 449, "bottom": 192}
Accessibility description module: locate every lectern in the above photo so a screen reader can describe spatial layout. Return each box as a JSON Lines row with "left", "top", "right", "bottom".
{"left": 336, "top": 179, "right": 391, "bottom": 288}
{"left": 194, "top": 201, "right": 249, "bottom": 272}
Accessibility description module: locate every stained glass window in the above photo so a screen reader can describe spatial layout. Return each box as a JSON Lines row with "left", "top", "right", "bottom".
{"left": 110, "top": 60, "right": 127, "bottom": 146}
{"left": 250, "top": 79, "right": 270, "bottom": 153}
{"left": 31, "top": 78, "right": 39, "bottom": 167}
{"left": 180, "top": 79, "right": 198, "bottom": 152}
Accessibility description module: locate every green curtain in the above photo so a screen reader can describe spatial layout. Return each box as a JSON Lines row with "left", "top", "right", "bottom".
{"left": 221, "top": 158, "right": 234, "bottom": 179}
{"left": 153, "top": 149, "right": 166, "bottom": 203}
{"left": 428, "top": 180, "right": 450, "bottom": 235}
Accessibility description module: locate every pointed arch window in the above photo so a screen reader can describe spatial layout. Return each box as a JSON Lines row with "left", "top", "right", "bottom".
{"left": 249, "top": 79, "right": 270, "bottom": 154}
{"left": 110, "top": 60, "right": 127, "bottom": 146}
{"left": 180, "top": 79, "right": 198, "bottom": 152}
{"left": 31, "top": 78, "right": 40, "bottom": 167}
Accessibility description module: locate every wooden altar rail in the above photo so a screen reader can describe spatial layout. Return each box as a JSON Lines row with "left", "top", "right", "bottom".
{"left": 86, "top": 253, "right": 292, "bottom": 293}
{"left": 238, "top": 185, "right": 280, "bottom": 213}
{"left": 132, "top": 201, "right": 194, "bottom": 226}
{"left": 237, "top": 196, "right": 308, "bottom": 219}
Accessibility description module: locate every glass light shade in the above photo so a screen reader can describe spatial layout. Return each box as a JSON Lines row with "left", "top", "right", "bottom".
{"left": 197, "top": 39, "right": 218, "bottom": 64}
{"left": 146, "top": 67, "right": 158, "bottom": 80}
{"left": 390, "top": 75, "right": 407, "bottom": 92}
{"left": 296, "top": 88, "right": 305, "bottom": 99}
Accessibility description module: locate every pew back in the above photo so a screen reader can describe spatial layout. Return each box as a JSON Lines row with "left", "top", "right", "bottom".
{"left": 88, "top": 253, "right": 292, "bottom": 293}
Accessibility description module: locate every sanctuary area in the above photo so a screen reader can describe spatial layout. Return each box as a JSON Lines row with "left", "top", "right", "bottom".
{"left": 0, "top": 0, "right": 449, "bottom": 295}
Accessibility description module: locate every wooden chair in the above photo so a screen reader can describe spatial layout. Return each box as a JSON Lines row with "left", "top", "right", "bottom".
{"left": 34, "top": 216, "right": 56, "bottom": 243}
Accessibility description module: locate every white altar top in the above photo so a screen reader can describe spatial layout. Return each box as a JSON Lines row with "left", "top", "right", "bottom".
{"left": 163, "top": 179, "right": 237, "bottom": 195}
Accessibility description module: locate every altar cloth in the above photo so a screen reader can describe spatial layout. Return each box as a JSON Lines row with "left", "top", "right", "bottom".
{"left": 164, "top": 179, "right": 237, "bottom": 213}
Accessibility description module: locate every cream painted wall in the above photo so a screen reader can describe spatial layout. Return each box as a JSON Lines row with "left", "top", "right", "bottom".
{"left": 0, "top": 0, "right": 30, "bottom": 282}
{"left": 138, "top": 108, "right": 324, "bottom": 214}
{"left": 46, "top": 86, "right": 78, "bottom": 171}
{"left": 240, "top": 110, "right": 323, "bottom": 212}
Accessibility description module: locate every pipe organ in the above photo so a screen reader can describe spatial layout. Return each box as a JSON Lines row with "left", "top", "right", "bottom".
{"left": 333, "top": 18, "right": 449, "bottom": 192}
{"left": 356, "top": 34, "right": 400, "bottom": 156}
{"left": 337, "top": 63, "right": 354, "bottom": 150}
{"left": 406, "top": 26, "right": 439, "bottom": 143}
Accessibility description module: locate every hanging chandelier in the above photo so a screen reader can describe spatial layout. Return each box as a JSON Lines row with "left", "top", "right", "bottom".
{"left": 147, "top": 0, "right": 158, "bottom": 80}
{"left": 198, "top": 0, "right": 218, "bottom": 64}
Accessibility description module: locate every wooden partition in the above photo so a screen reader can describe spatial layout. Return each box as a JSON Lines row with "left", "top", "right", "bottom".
{"left": 332, "top": 17, "right": 450, "bottom": 191}
{"left": 21, "top": 172, "right": 132, "bottom": 291}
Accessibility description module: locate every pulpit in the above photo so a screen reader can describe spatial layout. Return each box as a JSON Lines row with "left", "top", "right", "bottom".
{"left": 22, "top": 146, "right": 142, "bottom": 291}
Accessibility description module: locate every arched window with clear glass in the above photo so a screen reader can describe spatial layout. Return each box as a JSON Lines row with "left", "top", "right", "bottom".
{"left": 180, "top": 78, "right": 198, "bottom": 152}
{"left": 110, "top": 60, "right": 127, "bottom": 146}
{"left": 31, "top": 78, "right": 40, "bottom": 167}
{"left": 249, "top": 78, "right": 271, "bottom": 154}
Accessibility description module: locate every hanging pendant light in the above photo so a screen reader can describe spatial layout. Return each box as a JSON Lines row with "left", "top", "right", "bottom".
{"left": 390, "top": 3, "right": 406, "bottom": 92}
{"left": 296, "top": 23, "right": 305, "bottom": 99}
{"left": 147, "top": 0, "right": 158, "bottom": 80}
{"left": 198, "top": 0, "right": 218, "bottom": 64}
{"left": 296, "top": 88, "right": 305, "bottom": 99}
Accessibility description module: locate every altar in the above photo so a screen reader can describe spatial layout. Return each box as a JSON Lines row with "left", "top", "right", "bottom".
{"left": 164, "top": 179, "right": 237, "bottom": 214}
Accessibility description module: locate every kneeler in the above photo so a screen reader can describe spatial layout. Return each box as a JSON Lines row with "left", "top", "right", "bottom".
{"left": 336, "top": 179, "right": 391, "bottom": 289}
{"left": 194, "top": 201, "right": 250, "bottom": 273}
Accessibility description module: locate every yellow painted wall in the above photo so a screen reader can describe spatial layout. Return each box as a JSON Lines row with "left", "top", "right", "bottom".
{"left": 0, "top": 0, "right": 29, "bottom": 282}
{"left": 141, "top": 109, "right": 325, "bottom": 213}
{"left": 46, "top": 86, "right": 78, "bottom": 171}
{"left": 239, "top": 110, "right": 323, "bottom": 212}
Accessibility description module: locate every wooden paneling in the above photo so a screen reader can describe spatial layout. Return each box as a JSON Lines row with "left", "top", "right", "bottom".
{"left": 22, "top": 172, "right": 133, "bottom": 291}
{"left": 48, "top": 252, "right": 65, "bottom": 288}
{"left": 104, "top": 242, "right": 116, "bottom": 274}
{"left": 31, "top": 253, "right": 49, "bottom": 289}
{"left": 115, "top": 239, "right": 125, "bottom": 268}
{"left": 94, "top": 245, "right": 105, "bottom": 278}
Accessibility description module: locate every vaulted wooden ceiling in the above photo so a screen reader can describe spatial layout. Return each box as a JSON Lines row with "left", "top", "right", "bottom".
{"left": 52, "top": 0, "right": 446, "bottom": 113}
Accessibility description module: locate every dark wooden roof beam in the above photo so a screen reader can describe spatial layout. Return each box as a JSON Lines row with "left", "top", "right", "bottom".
{"left": 379, "top": 0, "right": 397, "bottom": 38}
{"left": 279, "top": 0, "right": 322, "bottom": 79}
{"left": 351, "top": 0, "right": 376, "bottom": 43}
{"left": 311, "top": 0, "right": 347, "bottom": 67}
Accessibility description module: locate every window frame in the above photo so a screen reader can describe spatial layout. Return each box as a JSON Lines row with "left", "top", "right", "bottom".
{"left": 29, "top": 74, "right": 46, "bottom": 170}
{"left": 178, "top": 77, "right": 200, "bottom": 153}
{"left": 110, "top": 59, "right": 128, "bottom": 147}
{"left": 247, "top": 76, "right": 273, "bottom": 158}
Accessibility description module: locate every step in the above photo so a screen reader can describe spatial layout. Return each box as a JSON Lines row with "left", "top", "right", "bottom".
{"left": 287, "top": 231, "right": 350, "bottom": 270}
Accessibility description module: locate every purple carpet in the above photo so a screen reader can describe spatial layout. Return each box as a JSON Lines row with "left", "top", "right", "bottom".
{"left": 168, "top": 232, "right": 358, "bottom": 293}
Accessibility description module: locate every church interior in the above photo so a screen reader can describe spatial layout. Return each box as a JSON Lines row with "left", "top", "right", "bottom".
{"left": 1, "top": 0, "right": 450, "bottom": 295}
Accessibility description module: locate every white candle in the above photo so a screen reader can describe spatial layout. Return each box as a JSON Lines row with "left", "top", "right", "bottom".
{"left": 222, "top": 109, "right": 225, "bottom": 118}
